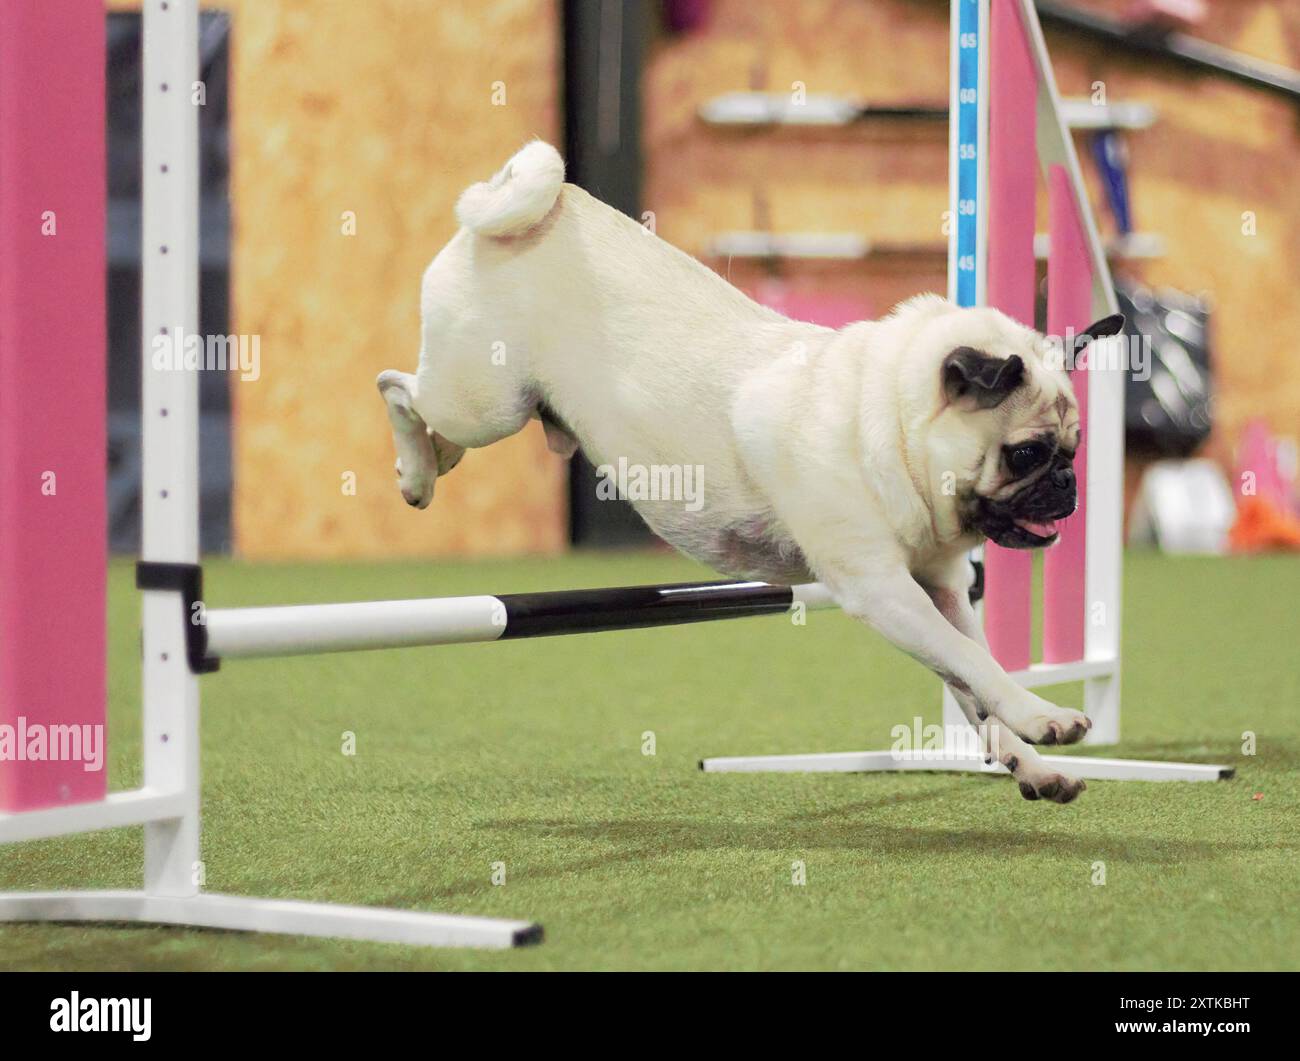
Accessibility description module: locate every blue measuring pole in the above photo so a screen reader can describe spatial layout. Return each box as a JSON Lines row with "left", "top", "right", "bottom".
{"left": 951, "top": 0, "right": 984, "bottom": 309}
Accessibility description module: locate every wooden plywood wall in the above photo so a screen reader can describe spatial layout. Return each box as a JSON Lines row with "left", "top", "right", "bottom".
{"left": 109, "top": 0, "right": 1299, "bottom": 558}
{"left": 643, "top": 0, "right": 1300, "bottom": 484}
{"left": 189, "top": 0, "right": 566, "bottom": 560}
{"left": 643, "top": 0, "right": 952, "bottom": 321}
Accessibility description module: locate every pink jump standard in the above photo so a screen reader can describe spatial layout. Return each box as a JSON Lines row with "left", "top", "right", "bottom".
{"left": 981, "top": 0, "right": 1037, "bottom": 673}
{"left": 0, "top": 0, "right": 107, "bottom": 812}
{"left": 1042, "top": 164, "right": 1094, "bottom": 665}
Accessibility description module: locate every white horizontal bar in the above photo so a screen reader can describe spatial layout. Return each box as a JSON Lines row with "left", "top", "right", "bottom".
{"left": 205, "top": 595, "right": 505, "bottom": 659}
{"left": 1008, "top": 657, "right": 1118, "bottom": 687}
{"left": 0, "top": 788, "right": 187, "bottom": 845}
{"left": 1057, "top": 98, "right": 1156, "bottom": 129}
{"left": 701, "top": 749, "right": 1232, "bottom": 782}
{"left": 709, "top": 231, "right": 1163, "bottom": 264}
{"left": 698, "top": 91, "right": 866, "bottom": 125}
{"left": 701, "top": 750, "right": 1001, "bottom": 774}
{"left": 708, "top": 231, "right": 871, "bottom": 260}
{"left": 792, "top": 583, "right": 838, "bottom": 610}
{"left": 1034, "top": 231, "right": 1166, "bottom": 260}
{"left": 699, "top": 92, "right": 1154, "bottom": 129}
{"left": 0, "top": 890, "right": 540, "bottom": 949}
{"left": 1037, "top": 755, "right": 1232, "bottom": 782}
{"left": 206, "top": 583, "right": 840, "bottom": 662}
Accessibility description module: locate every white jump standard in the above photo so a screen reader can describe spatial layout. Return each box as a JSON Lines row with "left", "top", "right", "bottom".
{"left": 0, "top": 0, "right": 540, "bottom": 952}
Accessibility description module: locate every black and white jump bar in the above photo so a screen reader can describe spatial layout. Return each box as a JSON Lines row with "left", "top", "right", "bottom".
{"left": 199, "top": 578, "right": 840, "bottom": 665}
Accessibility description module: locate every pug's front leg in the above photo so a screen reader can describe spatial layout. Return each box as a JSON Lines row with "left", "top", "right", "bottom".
{"left": 923, "top": 578, "right": 1086, "bottom": 804}
{"left": 823, "top": 562, "right": 1090, "bottom": 751}
{"left": 930, "top": 580, "right": 1091, "bottom": 748}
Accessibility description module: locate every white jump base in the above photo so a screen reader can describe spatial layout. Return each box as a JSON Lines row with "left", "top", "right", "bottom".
{"left": 0, "top": 891, "right": 539, "bottom": 950}
{"left": 701, "top": 750, "right": 1232, "bottom": 783}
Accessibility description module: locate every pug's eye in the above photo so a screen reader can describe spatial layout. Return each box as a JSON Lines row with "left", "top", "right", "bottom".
{"left": 1005, "top": 441, "right": 1049, "bottom": 477}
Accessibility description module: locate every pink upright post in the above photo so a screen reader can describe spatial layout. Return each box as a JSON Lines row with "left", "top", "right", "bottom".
{"left": 1042, "top": 165, "right": 1092, "bottom": 663}
{"left": 982, "top": 0, "right": 1036, "bottom": 672}
{"left": 1237, "top": 420, "right": 1289, "bottom": 509}
{"left": 0, "top": 0, "right": 107, "bottom": 810}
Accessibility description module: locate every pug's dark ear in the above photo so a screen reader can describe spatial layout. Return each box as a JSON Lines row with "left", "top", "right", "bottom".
{"left": 942, "top": 347, "right": 1025, "bottom": 409}
{"left": 1071, "top": 313, "right": 1126, "bottom": 359}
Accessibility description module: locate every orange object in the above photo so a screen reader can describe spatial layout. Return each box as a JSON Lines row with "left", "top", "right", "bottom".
{"left": 1228, "top": 495, "right": 1300, "bottom": 553}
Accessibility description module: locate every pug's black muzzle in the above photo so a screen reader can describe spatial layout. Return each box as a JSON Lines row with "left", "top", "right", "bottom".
{"left": 967, "top": 455, "right": 1078, "bottom": 549}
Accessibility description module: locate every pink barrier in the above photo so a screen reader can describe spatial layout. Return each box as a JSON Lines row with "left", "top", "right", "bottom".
{"left": 1043, "top": 165, "right": 1092, "bottom": 663}
{"left": 1237, "top": 419, "right": 1291, "bottom": 511}
{"left": 0, "top": 0, "right": 107, "bottom": 810}
{"left": 982, "top": 0, "right": 1036, "bottom": 672}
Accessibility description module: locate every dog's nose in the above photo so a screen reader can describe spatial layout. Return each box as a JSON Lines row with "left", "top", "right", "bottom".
{"left": 1051, "top": 465, "right": 1074, "bottom": 491}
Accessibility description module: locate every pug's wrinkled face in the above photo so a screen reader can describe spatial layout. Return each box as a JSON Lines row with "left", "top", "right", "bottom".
{"left": 966, "top": 416, "right": 1080, "bottom": 548}
{"left": 930, "top": 310, "right": 1125, "bottom": 550}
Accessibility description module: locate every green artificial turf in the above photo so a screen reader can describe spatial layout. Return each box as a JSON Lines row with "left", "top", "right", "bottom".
{"left": 1, "top": 549, "right": 1297, "bottom": 971}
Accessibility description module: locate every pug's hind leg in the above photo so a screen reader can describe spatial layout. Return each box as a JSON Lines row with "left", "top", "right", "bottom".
{"left": 430, "top": 428, "right": 466, "bottom": 476}
{"left": 377, "top": 369, "right": 438, "bottom": 509}
{"left": 924, "top": 579, "right": 1086, "bottom": 805}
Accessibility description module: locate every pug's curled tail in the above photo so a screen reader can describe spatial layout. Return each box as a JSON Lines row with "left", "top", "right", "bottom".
{"left": 455, "top": 140, "right": 565, "bottom": 237}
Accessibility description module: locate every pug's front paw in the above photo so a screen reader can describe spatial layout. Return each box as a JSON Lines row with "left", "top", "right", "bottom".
{"left": 1017, "top": 770, "right": 1086, "bottom": 804}
{"left": 997, "top": 750, "right": 1086, "bottom": 804}
{"left": 996, "top": 692, "right": 1091, "bottom": 746}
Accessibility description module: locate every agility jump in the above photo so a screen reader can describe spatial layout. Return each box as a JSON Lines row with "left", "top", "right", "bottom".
{"left": 0, "top": 0, "right": 1227, "bottom": 952}
{"left": 700, "top": 0, "right": 1228, "bottom": 783}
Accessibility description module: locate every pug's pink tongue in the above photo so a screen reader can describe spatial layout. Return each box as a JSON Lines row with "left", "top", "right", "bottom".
{"left": 1015, "top": 518, "right": 1058, "bottom": 537}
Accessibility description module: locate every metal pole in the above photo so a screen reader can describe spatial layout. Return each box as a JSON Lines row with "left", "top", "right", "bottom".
{"left": 141, "top": 0, "right": 202, "bottom": 898}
